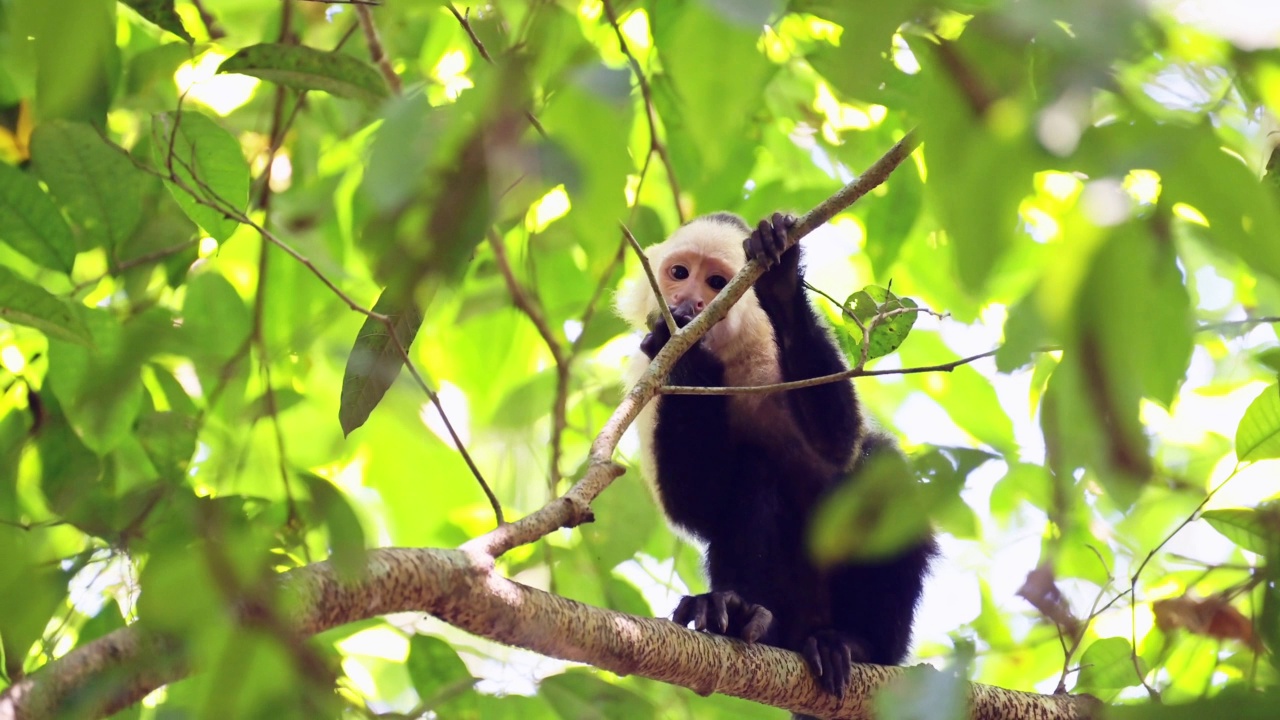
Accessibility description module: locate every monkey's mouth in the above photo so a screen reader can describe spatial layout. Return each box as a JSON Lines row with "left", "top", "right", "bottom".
{"left": 670, "top": 299, "right": 701, "bottom": 326}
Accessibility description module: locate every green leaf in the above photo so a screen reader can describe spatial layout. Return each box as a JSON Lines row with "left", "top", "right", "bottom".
{"left": 841, "top": 285, "right": 920, "bottom": 361}
{"left": 29, "top": 120, "right": 145, "bottom": 254}
{"left": 876, "top": 648, "right": 970, "bottom": 720}
{"left": 47, "top": 309, "right": 170, "bottom": 454}
{"left": 152, "top": 111, "right": 250, "bottom": 241}
{"left": 339, "top": 288, "right": 424, "bottom": 436}
{"left": 406, "top": 634, "right": 477, "bottom": 710}
{"left": 120, "top": 0, "right": 193, "bottom": 42}
{"left": 862, "top": 158, "right": 924, "bottom": 277}
{"left": 0, "top": 161, "right": 77, "bottom": 272}
{"left": 217, "top": 43, "right": 390, "bottom": 103}
{"left": 1077, "top": 637, "right": 1139, "bottom": 693}
{"left": 898, "top": 331, "right": 1018, "bottom": 454}
{"left": 135, "top": 410, "right": 198, "bottom": 482}
{"left": 540, "top": 670, "right": 656, "bottom": 720}
{"left": 1237, "top": 383, "right": 1280, "bottom": 462}
{"left": 649, "top": 0, "right": 775, "bottom": 207}
{"left": 183, "top": 272, "right": 252, "bottom": 386}
{"left": 1255, "top": 348, "right": 1280, "bottom": 374}
{"left": 0, "top": 267, "right": 91, "bottom": 345}
{"left": 1201, "top": 506, "right": 1280, "bottom": 556}
{"left": 809, "top": 450, "right": 933, "bottom": 563}
{"left": 28, "top": 0, "right": 116, "bottom": 124}
{"left": 300, "top": 473, "right": 366, "bottom": 580}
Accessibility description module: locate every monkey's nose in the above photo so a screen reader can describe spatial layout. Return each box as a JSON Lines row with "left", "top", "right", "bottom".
{"left": 671, "top": 298, "right": 700, "bottom": 325}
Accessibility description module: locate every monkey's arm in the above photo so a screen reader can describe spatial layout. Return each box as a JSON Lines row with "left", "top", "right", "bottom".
{"left": 643, "top": 311, "right": 736, "bottom": 534}
{"left": 746, "top": 213, "right": 860, "bottom": 468}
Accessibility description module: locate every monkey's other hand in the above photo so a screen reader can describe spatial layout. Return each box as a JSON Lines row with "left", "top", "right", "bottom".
{"left": 745, "top": 213, "right": 800, "bottom": 302}
{"left": 672, "top": 591, "right": 773, "bottom": 643}
{"left": 639, "top": 305, "right": 698, "bottom": 359}
{"left": 801, "top": 629, "right": 867, "bottom": 698}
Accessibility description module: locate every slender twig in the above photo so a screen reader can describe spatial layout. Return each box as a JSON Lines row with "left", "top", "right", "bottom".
{"left": 355, "top": 3, "right": 401, "bottom": 94}
{"left": 1198, "top": 316, "right": 1280, "bottom": 333}
{"left": 620, "top": 223, "right": 677, "bottom": 334}
{"left": 448, "top": 6, "right": 545, "bottom": 137}
{"left": 602, "top": 0, "right": 684, "bottom": 222}
{"left": 663, "top": 347, "right": 999, "bottom": 395}
{"left": 448, "top": 6, "right": 493, "bottom": 63}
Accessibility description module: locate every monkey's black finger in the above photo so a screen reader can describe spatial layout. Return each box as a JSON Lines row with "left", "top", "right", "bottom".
{"left": 803, "top": 636, "right": 823, "bottom": 678}
{"left": 769, "top": 213, "right": 789, "bottom": 252}
{"left": 693, "top": 597, "right": 710, "bottom": 632}
{"left": 829, "top": 643, "right": 852, "bottom": 698}
{"left": 672, "top": 596, "right": 697, "bottom": 628}
{"left": 710, "top": 592, "right": 730, "bottom": 635}
{"left": 740, "top": 605, "right": 772, "bottom": 644}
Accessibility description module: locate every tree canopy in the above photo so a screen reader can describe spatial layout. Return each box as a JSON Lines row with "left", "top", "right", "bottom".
{"left": 1, "top": 0, "right": 1279, "bottom": 718}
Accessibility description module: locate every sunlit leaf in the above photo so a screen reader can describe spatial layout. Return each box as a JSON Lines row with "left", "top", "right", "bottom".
{"left": 841, "top": 285, "right": 920, "bottom": 361}
{"left": 218, "top": 43, "right": 390, "bottom": 103}
{"left": 152, "top": 111, "right": 250, "bottom": 241}
{"left": 1201, "top": 506, "right": 1280, "bottom": 556}
{"left": 0, "top": 161, "right": 76, "bottom": 272}
{"left": 29, "top": 120, "right": 145, "bottom": 253}
{"left": 0, "top": 267, "right": 90, "bottom": 345}
{"left": 120, "top": 0, "right": 193, "bottom": 42}
{"left": 1076, "top": 637, "right": 1139, "bottom": 694}
{"left": 1237, "top": 383, "right": 1280, "bottom": 462}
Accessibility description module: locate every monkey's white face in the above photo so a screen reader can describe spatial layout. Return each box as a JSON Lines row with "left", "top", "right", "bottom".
{"left": 657, "top": 249, "right": 736, "bottom": 319}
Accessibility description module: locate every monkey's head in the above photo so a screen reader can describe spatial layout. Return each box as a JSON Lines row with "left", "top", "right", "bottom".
{"left": 616, "top": 213, "right": 773, "bottom": 360}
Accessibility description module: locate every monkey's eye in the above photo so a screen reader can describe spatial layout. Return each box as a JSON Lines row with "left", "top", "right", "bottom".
{"left": 707, "top": 275, "right": 728, "bottom": 291}
{"left": 670, "top": 265, "right": 690, "bottom": 280}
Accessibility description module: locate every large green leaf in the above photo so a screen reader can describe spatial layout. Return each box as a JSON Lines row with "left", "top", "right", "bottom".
{"left": 152, "top": 111, "right": 250, "bottom": 241}
{"left": 0, "top": 161, "right": 76, "bottom": 272}
{"left": 1076, "top": 637, "right": 1139, "bottom": 695}
{"left": 0, "top": 266, "right": 90, "bottom": 345}
{"left": 1237, "top": 383, "right": 1280, "bottom": 462}
{"left": 29, "top": 120, "right": 145, "bottom": 254}
{"left": 217, "top": 44, "right": 390, "bottom": 103}
{"left": 339, "top": 287, "right": 424, "bottom": 437}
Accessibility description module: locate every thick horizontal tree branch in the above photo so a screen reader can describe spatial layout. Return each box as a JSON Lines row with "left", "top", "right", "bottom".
{"left": 0, "top": 549, "right": 1100, "bottom": 720}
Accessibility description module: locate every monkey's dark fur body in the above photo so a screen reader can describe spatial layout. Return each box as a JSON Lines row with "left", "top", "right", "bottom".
{"left": 635, "top": 213, "right": 935, "bottom": 713}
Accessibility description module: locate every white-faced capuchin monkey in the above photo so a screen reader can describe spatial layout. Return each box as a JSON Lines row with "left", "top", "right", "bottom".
{"left": 616, "top": 212, "right": 936, "bottom": 717}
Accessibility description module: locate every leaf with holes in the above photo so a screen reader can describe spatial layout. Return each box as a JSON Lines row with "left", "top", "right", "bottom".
{"left": 842, "top": 285, "right": 920, "bottom": 361}
{"left": 218, "top": 44, "right": 389, "bottom": 103}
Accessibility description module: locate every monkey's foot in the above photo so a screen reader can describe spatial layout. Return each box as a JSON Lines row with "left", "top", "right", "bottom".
{"left": 801, "top": 629, "right": 867, "bottom": 699}
{"left": 672, "top": 591, "right": 773, "bottom": 643}
{"left": 744, "top": 212, "right": 797, "bottom": 269}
